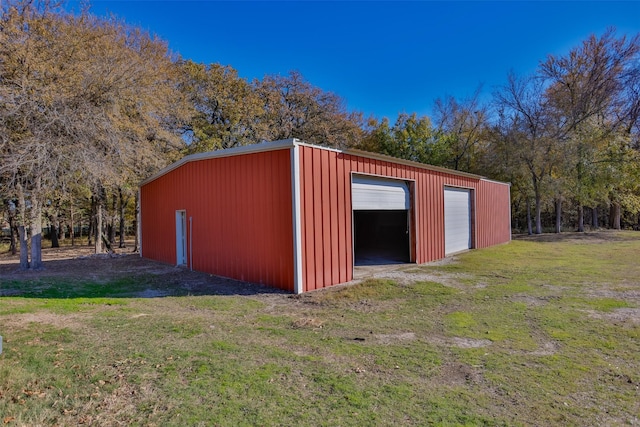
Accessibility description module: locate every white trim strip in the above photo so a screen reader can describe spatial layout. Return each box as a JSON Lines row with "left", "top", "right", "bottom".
{"left": 291, "top": 145, "right": 304, "bottom": 294}
{"left": 480, "top": 177, "right": 512, "bottom": 187}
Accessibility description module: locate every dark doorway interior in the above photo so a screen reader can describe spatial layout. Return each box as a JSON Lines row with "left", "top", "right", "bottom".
{"left": 354, "top": 210, "right": 410, "bottom": 265}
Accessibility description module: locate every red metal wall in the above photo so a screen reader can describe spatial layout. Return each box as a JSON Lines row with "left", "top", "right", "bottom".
{"left": 298, "top": 146, "right": 511, "bottom": 292}
{"left": 475, "top": 179, "right": 512, "bottom": 248}
{"left": 141, "top": 142, "right": 510, "bottom": 294}
{"left": 140, "top": 149, "right": 295, "bottom": 292}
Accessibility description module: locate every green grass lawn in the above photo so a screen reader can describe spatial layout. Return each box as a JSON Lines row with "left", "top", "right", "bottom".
{"left": 1, "top": 232, "right": 639, "bottom": 426}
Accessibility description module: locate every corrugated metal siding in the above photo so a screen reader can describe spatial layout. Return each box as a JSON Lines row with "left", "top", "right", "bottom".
{"left": 474, "top": 179, "right": 512, "bottom": 248}
{"left": 298, "top": 146, "right": 511, "bottom": 292}
{"left": 140, "top": 149, "right": 295, "bottom": 292}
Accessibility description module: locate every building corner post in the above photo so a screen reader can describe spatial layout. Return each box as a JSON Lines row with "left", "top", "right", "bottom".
{"left": 508, "top": 183, "right": 513, "bottom": 242}
{"left": 291, "top": 143, "right": 304, "bottom": 294}
{"left": 138, "top": 188, "right": 142, "bottom": 257}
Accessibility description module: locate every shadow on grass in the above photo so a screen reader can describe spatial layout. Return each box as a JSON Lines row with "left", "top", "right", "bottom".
{"left": 513, "top": 230, "right": 638, "bottom": 243}
{"left": 0, "top": 254, "right": 288, "bottom": 299}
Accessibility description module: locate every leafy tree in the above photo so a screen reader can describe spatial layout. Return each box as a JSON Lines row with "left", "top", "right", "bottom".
{"left": 255, "top": 71, "right": 363, "bottom": 148}
{"left": 540, "top": 29, "right": 640, "bottom": 230}
{"left": 357, "top": 113, "right": 448, "bottom": 165}
{"left": 179, "top": 60, "right": 264, "bottom": 152}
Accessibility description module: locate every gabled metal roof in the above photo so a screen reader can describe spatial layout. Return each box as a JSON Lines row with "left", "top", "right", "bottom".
{"left": 140, "top": 138, "right": 497, "bottom": 186}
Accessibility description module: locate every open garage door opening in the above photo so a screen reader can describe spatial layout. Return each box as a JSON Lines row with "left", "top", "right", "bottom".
{"left": 354, "top": 210, "right": 410, "bottom": 265}
{"left": 352, "top": 175, "right": 413, "bottom": 266}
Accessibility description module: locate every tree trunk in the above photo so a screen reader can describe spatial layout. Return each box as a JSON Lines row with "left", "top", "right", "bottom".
{"left": 526, "top": 198, "right": 533, "bottom": 235}
{"left": 95, "top": 199, "right": 104, "bottom": 254}
{"left": 30, "top": 197, "right": 43, "bottom": 269}
{"left": 18, "top": 225, "right": 29, "bottom": 269}
{"left": 133, "top": 191, "right": 140, "bottom": 253}
{"left": 87, "top": 218, "right": 93, "bottom": 245}
{"left": 16, "top": 183, "right": 27, "bottom": 264}
{"left": 534, "top": 192, "right": 542, "bottom": 234}
{"left": 119, "top": 188, "right": 127, "bottom": 248}
{"left": 49, "top": 219, "right": 60, "bottom": 248}
{"left": 58, "top": 220, "right": 65, "bottom": 242}
{"left": 10, "top": 225, "right": 17, "bottom": 255}
{"left": 108, "top": 193, "right": 116, "bottom": 246}
{"left": 609, "top": 203, "right": 621, "bottom": 230}
{"left": 87, "top": 197, "right": 95, "bottom": 246}
{"left": 70, "top": 206, "right": 75, "bottom": 246}
{"left": 592, "top": 206, "right": 599, "bottom": 229}
{"left": 555, "top": 198, "right": 562, "bottom": 234}
{"left": 7, "top": 201, "right": 17, "bottom": 255}
{"left": 577, "top": 205, "right": 584, "bottom": 232}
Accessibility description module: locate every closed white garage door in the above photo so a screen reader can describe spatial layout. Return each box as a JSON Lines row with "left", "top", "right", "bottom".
{"left": 444, "top": 187, "right": 472, "bottom": 255}
{"left": 352, "top": 175, "right": 410, "bottom": 210}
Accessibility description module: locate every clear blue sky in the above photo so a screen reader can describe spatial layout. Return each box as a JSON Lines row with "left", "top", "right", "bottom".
{"left": 71, "top": 1, "right": 640, "bottom": 121}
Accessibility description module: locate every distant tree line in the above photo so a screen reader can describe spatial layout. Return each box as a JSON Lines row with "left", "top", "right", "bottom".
{"left": 1, "top": 1, "right": 639, "bottom": 269}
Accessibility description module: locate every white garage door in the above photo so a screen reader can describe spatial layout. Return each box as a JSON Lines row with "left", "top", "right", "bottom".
{"left": 444, "top": 187, "right": 472, "bottom": 255}
{"left": 352, "top": 175, "right": 410, "bottom": 210}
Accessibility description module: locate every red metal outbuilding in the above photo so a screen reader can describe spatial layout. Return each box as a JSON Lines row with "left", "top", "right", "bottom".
{"left": 140, "top": 139, "right": 511, "bottom": 293}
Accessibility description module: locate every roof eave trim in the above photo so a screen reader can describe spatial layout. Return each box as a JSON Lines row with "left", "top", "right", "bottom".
{"left": 340, "top": 148, "right": 485, "bottom": 180}
{"left": 140, "top": 139, "right": 299, "bottom": 186}
{"left": 140, "top": 138, "right": 505, "bottom": 187}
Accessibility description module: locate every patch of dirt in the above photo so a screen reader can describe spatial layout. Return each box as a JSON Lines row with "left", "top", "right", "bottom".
{"left": 291, "top": 317, "right": 325, "bottom": 329}
{"left": 352, "top": 254, "right": 482, "bottom": 290}
{"left": 373, "top": 269, "right": 472, "bottom": 289}
{"left": 584, "top": 289, "right": 640, "bottom": 302}
{"left": 2, "top": 312, "right": 85, "bottom": 331}
{"left": 0, "top": 242, "right": 131, "bottom": 265}
{"left": 511, "top": 295, "right": 561, "bottom": 307}
{"left": 527, "top": 340, "right": 560, "bottom": 356}
{"left": 130, "top": 313, "right": 150, "bottom": 319}
{"left": 450, "top": 336, "right": 492, "bottom": 348}
{"left": 434, "top": 361, "right": 483, "bottom": 386}
{"left": 586, "top": 308, "right": 640, "bottom": 324}
{"left": 342, "top": 299, "right": 402, "bottom": 313}
{"left": 427, "top": 335, "right": 492, "bottom": 349}
{"left": 355, "top": 262, "right": 479, "bottom": 291}
{"left": 375, "top": 332, "right": 416, "bottom": 345}
{"left": 0, "top": 244, "right": 286, "bottom": 297}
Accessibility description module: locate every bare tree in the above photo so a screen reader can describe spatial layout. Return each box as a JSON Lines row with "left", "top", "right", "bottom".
{"left": 434, "top": 88, "right": 489, "bottom": 172}
{"left": 494, "top": 72, "right": 560, "bottom": 234}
